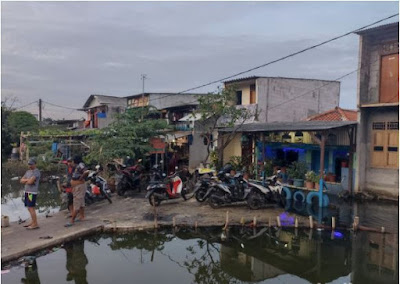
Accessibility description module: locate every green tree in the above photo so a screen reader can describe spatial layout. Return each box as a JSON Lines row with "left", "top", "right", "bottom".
{"left": 7, "top": 111, "right": 39, "bottom": 141}
{"left": 85, "top": 107, "right": 168, "bottom": 165}
{"left": 195, "top": 87, "right": 256, "bottom": 168}
{"left": 1, "top": 104, "right": 13, "bottom": 161}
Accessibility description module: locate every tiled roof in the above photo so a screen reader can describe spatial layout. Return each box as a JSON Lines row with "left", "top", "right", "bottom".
{"left": 306, "top": 107, "right": 357, "bottom": 122}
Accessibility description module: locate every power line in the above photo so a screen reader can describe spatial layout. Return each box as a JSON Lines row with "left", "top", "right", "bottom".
{"left": 42, "top": 100, "right": 81, "bottom": 110}
{"left": 146, "top": 13, "right": 398, "bottom": 103}
{"left": 14, "top": 100, "right": 39, "bottom": 110}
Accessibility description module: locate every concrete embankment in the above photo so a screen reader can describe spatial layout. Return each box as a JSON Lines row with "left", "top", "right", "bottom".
{"left": 2, "top": 196, "right": 312, "bottom": 264}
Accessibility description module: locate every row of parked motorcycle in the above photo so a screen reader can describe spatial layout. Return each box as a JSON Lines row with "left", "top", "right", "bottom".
{"left": 73, "top": 160, "right": 286, "bottom": 210}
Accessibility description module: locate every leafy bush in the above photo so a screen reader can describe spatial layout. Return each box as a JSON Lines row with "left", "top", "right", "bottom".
{"left": 305, "top": 170, "right": 317, "bottom": 182}
{"left": 287, "top": 161, "right": 308, "bottom": 180}
{"left": 228, "top": 156, "right": 243, "bottom": 171}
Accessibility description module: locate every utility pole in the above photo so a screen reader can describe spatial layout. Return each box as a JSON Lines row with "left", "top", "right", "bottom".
{"left": 38, "top": 99, "right": 42, "bottom": 125}
{"left": 141, "top": 74, "right": 147, "bottom": 119}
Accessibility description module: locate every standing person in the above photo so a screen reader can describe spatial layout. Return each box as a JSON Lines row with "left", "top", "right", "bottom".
{"left": 61, "top": 157, "right": 74, "bottom": 215}
{"left": 65, "top": 156, "right": 89, "bottom": 227}
{"left": 20, "top": 158, "right": 41, "bottom": 230}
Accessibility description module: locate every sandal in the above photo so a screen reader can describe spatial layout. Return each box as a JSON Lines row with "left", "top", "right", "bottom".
{"left": 64, "top": 223, "right": 74, "bottom": 227}
{"left": 26, "top": 226, "right": 40, "bottom": 230}
{"left": 23, "top": 224, "right": 32, "bottom": 228}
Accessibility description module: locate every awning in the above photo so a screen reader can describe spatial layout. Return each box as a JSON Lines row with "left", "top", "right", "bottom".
{"left": 219, "top": 121, "right": 357, "bottom": 133}
{"left": 179, "top": 113, "right": 206, "bottom": 122}
{"left": 165, "top": 131, "right": 192, "bottom": 142}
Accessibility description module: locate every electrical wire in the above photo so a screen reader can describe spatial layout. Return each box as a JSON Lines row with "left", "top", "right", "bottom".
{"left": 41, "top": 100, "right": 80, "bottom": 110}
{"left": 14, "top": 100, "right": 39, "bottom": 110}
{"left": 147, "top": 14, "right": 398, "bottom": 103}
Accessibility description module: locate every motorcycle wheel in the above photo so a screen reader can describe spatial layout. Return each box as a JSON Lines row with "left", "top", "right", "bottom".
{"left": 195, "top": 188, "right": 207, "bottom": 202}
{"left": 247, "top": 191, "right": 262, "bottom": 210}
{"left": 105, "top": 193, "right": 112, "bottom": 204}
{"left": 117, "top": 177, "right": 127, "bottom": 196}
{"left": 148, "top": 193, "right": 161, "bottom": 207}
{"left": 208, "top": 193, "right": 222, "bottom": 209}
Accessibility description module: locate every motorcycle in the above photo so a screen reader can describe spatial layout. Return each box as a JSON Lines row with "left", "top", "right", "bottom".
{"left": 207, "top": 165, "right": 252, "bottom": 208}
{"left": 145, "top": 168, "right": 187, "bottom": 206}
{"left": 192, "top": 168, "right": 216, "bottom": 202}
{"left": 246, "top": 172, "right": 283, "bottom": 210}
{"left": 85, "top": 165, "right": 113, "bottom": 205}
{"left": 116, "top": 161, "right": 144, "bottom": 196}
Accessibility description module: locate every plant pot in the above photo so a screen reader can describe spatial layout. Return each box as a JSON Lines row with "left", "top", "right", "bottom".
{"left": 305, "top": 181, "right": 314, "bottom": 190}
{"left": 293, "top": 178, "right": 304, "bottom": 187}
{"left": 327, "top": 174, "right": 336, "bottom": 182}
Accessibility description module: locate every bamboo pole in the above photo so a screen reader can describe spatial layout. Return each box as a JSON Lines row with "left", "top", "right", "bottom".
{"left": 223, "top": 211, "right": 229, "bottom": 230}
{"left": 353, "top": 216, "right": 359, "bottom": 231}
{"left": 309, "top": 216, "right": 314, "bottom": 229}
{"left": 295, "top": 217, "right": 298, "bottom": 228}
{"left": 276, "top": 216, "right": 281, "bottom": 227}
{"left": 253, "top": 216, "right": 257, "bottom": 227}
{"left": 332, "top": 217, "right": 336, "bottom": 230}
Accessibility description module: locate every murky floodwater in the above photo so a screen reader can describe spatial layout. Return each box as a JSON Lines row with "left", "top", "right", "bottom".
{"left": 1, "top": 176, "right": 62, "bottom": 222}
{"left": 2, "top": 227, "right": 398, "bottom": 284}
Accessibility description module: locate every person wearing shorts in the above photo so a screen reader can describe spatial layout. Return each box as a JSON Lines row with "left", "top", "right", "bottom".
{"left": 20, "top": 158, "right": 41, "bottom": 230}
{"left": 65, "top": 156, "right": 89, "bottom": 227}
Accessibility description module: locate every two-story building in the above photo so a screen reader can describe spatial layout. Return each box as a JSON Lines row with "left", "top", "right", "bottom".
{"left": 126, "top": 92, "right": 208, "bottom": 170}
{"left": 81, "top": 94, "right": 126, "bottom": 129}
{"left": 355, "top": 22, "right": 399, "bottom": 198}
{"left": 221, "top": 76, "right": 341, "bottom": 167}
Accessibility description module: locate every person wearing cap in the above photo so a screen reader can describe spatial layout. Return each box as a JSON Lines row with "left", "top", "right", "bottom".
{"left": 20, "top": 158, "right": 41, "bottom": 230}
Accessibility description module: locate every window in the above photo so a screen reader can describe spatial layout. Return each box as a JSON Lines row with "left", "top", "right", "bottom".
{"left": 236, "top": 91, "right": 242, "bottom": 105}
{"left": 371, "top": 121, "right": 399, "bottom": 168}
{"left": 250, "top": 84, "right": 256, "bottom": 104}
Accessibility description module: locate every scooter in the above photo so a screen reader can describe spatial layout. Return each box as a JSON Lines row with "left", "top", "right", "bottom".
{"left": 116, "top": 161, "right": 144, "bottom": 196}
{"left": 246, "top": 172, "right": 283, "bottom": 210}
{"left": 207, "top": 165, "right": 252, "bottom": 208}
{"left": 85, "top": 166, "right": 112, "bottom": 205}
{"left": 145, "top": 168, "right": 187, "bottom": 206}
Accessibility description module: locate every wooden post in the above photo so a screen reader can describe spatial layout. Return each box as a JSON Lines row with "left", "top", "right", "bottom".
{"left": 195, "top": 221, "right": 198, "bottom": 232}
{"left": 309, "top": 216, "right": 314, "bottom": 229}
{"left": 240, "top": 217, "right": 245, "bottom": 226}
{"left": 332, "top": 217, "right": 336, "bottom": 230}
{"left": 223, "top": 211, "right": 229, "bottom": 230}
{"left": 353, "top": 216, "right": 359, "bottom": 231}
{"left": 381, "top": 227, "right": 385, "bottom": 234}
{"left": 295, "top": 217, "right": 298, "bottom": 228}
{"left": 172, "top": 217, "right": 176, "bottom": 228}
{"left": 319, "top": 133, "right": 326, "bottom": 207}
{"left": 348, "top": 126, "right": 355, "bottom": 195}
{"left": 152, "top": 196, "right": 158, "bottom": 229}
{"left": 268, "top": 217, "right": 271, "bottom": 227}
{"left": 253, "top": 216, "right": 257, "bottom": 227}
{"left": 276, "top": 216, "right": 281, "bottom": 227}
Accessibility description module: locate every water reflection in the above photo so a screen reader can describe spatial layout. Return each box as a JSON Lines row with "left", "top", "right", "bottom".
{"left": 20, "top": 259, "right": 40, "bottom": 284}
{"left": 2, "top": 227, "right": 398, "bottom": 284}
{"left": 65, "top": 239, "right": 88, "bottom": 284}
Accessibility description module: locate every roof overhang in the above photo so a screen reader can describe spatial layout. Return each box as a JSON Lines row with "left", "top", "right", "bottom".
{"left": 219, "top": 121, "right": 357, "bottom": 133}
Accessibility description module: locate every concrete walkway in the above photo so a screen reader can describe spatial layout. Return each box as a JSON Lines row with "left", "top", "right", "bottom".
{"left": 2, "top": 195, "right": 308, "bottom": 264}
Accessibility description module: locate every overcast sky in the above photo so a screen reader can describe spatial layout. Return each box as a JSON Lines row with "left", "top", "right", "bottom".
{"left": 1, "top": 1, "right": 398, "bottom": 119}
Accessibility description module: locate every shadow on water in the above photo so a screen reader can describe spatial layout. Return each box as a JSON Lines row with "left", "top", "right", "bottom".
{"left": 2, "top": 226, "right": 398, "bottom": 284}
{"left": 283, "top": 194, "right": 399, "bottom": 234}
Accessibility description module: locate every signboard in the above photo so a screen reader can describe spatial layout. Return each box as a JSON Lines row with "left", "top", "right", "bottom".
{"left": 150, "top": 138, "right": 166, "bottom": 154}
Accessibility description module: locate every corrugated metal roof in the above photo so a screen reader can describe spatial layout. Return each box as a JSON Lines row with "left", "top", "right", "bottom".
{"left": 82, "top": 94, "right": 126, "bottom": 109}
{"left": 219, "top": 121, "right": 357, "bottom": 132}
{"left": 224, "top": 76, "right": 340, "bottom": 84}
{"left": 355, "top": 22, "right": 398, "bottom": 35}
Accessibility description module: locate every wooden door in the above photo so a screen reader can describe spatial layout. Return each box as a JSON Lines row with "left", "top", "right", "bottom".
{"left": 371, "top": 130, "right": 386, "bottom": 167}
{"left": 379, "top": 54, "right": 399, "bottom": 103}
{"left": 387, "top": 131, "right": 399, "bottom": 168}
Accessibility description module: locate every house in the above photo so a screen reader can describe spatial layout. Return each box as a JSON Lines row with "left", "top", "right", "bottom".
{"left": 126, "top": 92, "right": 208, "bottom": 169}
{"left": 223, "top": 76, "right": 340, "bottom": 123}
{"left": 80, "top": 94, "right": 126, "bottom": 129}
{"left": 354, "top": 22, "right": 399, "bottom": 198}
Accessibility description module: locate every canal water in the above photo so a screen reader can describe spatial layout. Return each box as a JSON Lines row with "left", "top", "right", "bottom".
{"left": 2, "top": 227, "right": 398, "bottom": 284}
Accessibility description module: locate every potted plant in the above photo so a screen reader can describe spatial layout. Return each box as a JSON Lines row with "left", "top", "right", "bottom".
{"left": 305, "top": 171, "right": 317, "bottom": 190}
{"left": 287, "top": 161, "right": 308, "bottom": 187}
{"left": 313, "top": 174, "right": 321, "bottom": 191}
{"left": 326, "top": 172, "right": 336, "bottom": 182}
